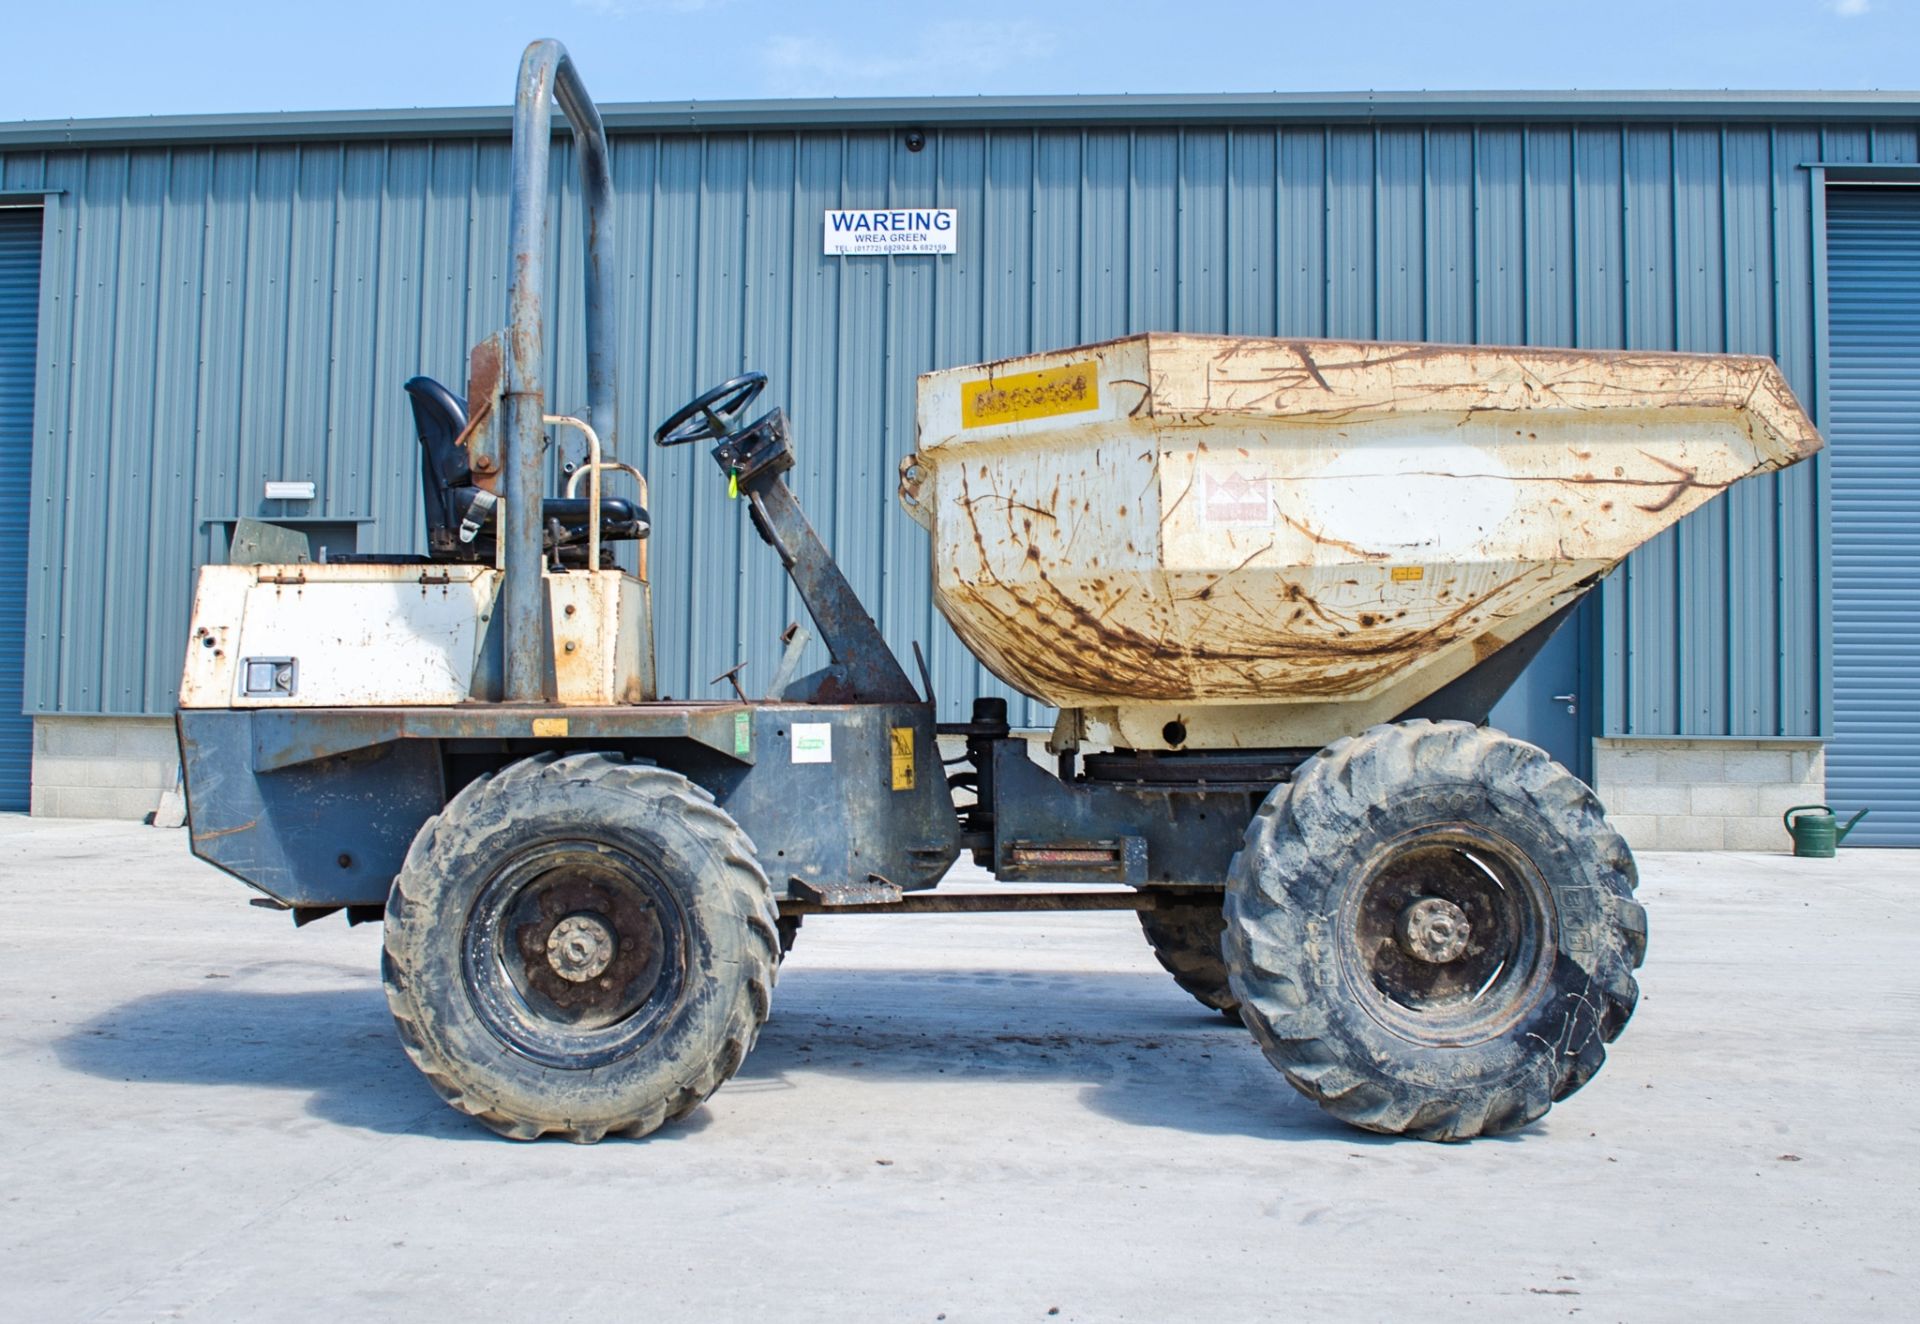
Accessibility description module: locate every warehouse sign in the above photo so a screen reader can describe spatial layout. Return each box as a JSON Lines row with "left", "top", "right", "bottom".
{"left": 824, "top": 208, "right": 957, "bottom": 256}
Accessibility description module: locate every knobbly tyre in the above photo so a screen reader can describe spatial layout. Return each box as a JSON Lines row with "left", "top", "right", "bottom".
{"left": 176, "top": 39, "right": 1823, "bottom": 1143}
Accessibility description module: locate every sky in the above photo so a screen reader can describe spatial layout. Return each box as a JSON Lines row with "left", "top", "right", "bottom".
{"left": 2, "top": 0, "right": 1914, "bottom": 123}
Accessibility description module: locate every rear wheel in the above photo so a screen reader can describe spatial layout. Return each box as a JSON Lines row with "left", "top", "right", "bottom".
{"left": 1138, "top": 899, "right": 1241, "bottom": 1020}
{"left": 1224, "top": 720, "right": 1645, "bottom": 1141}
{"left": 382, "top": 752, "right": 778, "bottom": 1142}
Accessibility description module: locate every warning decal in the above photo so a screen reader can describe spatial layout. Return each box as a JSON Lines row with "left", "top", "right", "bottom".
{"left": 961, "top": 361, "right": 1099, "bottom": 429}
{"left": 889, "top": 726, "right": 916, "bottom": 791}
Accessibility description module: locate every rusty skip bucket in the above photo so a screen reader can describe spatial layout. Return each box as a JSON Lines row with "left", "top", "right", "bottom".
{"left": 903, "top": 334, "right": 1823, "bottom": 752}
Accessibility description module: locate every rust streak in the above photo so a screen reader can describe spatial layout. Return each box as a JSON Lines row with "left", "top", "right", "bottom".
{"left": 193, "top": 818, "right": 260, "bottom": 843}
{"left": 956, "top": 469, "right": 1002, "bottom": 584}
{"left": 1629, "top": 450, "right": 1728, "bottom": 513}
{"left": 1276, "top": 511, "right": 1390, "bottom": 562}
{"left": 1160, "top": 464, "right": 1200, "bottom": 525}
{"left": 960, "top": 493, "right": 1060, "bottom": 524}
{"left": 969, "top": 564, "right": 1543, "bottom": 703}
{"left": 1291, "top": 344, "right": 1332, "bottom": 391}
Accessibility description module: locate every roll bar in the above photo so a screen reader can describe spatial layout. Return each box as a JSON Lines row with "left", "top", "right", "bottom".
{"left": 503, "top": 39, "right": 620, "bottom": 702}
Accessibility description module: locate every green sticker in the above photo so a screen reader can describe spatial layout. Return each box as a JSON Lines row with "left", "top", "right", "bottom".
{"left": 734, "top": 711, "right": 751, "bottom": 756}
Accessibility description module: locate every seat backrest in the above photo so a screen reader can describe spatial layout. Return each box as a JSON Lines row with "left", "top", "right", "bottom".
{"left": 399, "top": 373, "right": 646, "bottom": 563}
{"left": 403, "top": 376, "right": 472, "bottom": 536}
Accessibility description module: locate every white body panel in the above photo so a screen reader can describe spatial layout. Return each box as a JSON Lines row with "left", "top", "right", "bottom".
{"left": 180, "top": 563, "right": 653, "bottom": 709}
{"left": 181, "top": 564, "right": 500, "bottom": 708}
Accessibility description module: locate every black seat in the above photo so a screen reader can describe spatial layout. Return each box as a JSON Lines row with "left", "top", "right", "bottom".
{"left": 402, "top": 375, "right": 648, "bottom": 566}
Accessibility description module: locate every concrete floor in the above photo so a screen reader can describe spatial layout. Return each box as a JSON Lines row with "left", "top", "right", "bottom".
{"left": 1, "top": 818, "right": 1914, "bottom": 1322}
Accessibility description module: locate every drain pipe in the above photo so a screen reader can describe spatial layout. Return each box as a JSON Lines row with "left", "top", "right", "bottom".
{"left": 503, "top": 39, "right": 619, "bottom": 702}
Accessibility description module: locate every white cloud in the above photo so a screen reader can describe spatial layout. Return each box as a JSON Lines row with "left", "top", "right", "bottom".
{"left": 1825, "top": 0, "right": 1871, "bottom": 16}
{"left": 759, "top": 21, "right": 1060, "bottom": 96}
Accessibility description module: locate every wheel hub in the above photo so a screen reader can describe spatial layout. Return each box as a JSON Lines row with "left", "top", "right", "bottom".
{"left": 546, "top": 913, "right": 617, "bottom": 982}
{"left": 1396, "top": 896, "right": 1471, "bottom": 964}
{"left": 459, "top": 854, "right": 688, "bottom": 1071}
{"left": 462, "top": 839, "right": 694, "bottom": 1072}
{"left": 1340, "top": 825, "right": 1555, "bottom": 1043}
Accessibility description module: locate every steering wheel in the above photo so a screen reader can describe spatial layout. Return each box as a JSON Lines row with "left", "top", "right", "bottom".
{"left": 652, "top": 372, "right": 768, "bottom": 447}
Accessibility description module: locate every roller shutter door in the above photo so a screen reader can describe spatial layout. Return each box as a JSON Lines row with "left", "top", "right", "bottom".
{"left": 0, "top": 210, "right": 40, "bottom": 812}
{"left": 1826, "top": 187, "right": 1920, "bottom": 845}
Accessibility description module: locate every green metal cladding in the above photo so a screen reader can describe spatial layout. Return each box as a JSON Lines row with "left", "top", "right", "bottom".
{"left": 5, "top": 97, "right": 1916, "bottom": 733}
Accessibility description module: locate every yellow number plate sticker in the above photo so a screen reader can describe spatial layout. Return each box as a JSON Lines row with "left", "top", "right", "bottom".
{"left": 531, "top": 717, "right": 570, "bottom": 737}
{"left": 1390, "top": 566, "right": 1425, "bottom": 583}
{"left": 961, "top": 361, "right": 1099, "bottom": 429}
{"left": 889, "top": 726, "right": 916, "bottom": 791}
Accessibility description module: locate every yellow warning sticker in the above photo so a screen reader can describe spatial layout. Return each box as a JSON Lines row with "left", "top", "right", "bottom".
{"left": 961, "top": 361, "right": 1099, "bottom": 429}
{"left": 889, "top": 726, "right": 916, "bottom": 791}
{"left": 1390, "top": 566, "right": 1425, "bottom": 583}
{"left": 531, "top": 717, "right": 570, "bottom": 737}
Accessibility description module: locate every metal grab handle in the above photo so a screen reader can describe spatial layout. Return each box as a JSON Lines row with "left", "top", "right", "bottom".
{"left": 548, "top": 414, "right": 647, "bottom": 577}
{"left": 543, "top": 415, "right": 601, "bottom": 571}
{"left": 564, "top": 459, "right": 646, "bottom": 498}
{"left": 561, "top": 440, "right": 650, "bottom": 581}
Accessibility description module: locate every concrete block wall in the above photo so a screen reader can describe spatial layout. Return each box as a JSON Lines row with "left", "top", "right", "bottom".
{"left": 31, "top": 716, "right": 179, "bottom": 820}
{"left": 1592, "top": 738, "right": 1824, "bottom": 852}
{"left": 22, "top": 721, "right": 1826, "bottom": 851}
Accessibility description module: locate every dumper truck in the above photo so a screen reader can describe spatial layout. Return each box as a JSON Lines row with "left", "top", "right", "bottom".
{"left": 175, "top": 40, "right": 1823, "bottom": 1143}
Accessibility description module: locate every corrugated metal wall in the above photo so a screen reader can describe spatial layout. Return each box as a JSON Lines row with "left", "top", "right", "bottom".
{"left": 3, "top": 118, "right": 1910, "bottom": 731}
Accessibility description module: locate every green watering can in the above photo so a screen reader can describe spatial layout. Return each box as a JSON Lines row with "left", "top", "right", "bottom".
{"left": 1783, "top": 804, "right": 1869, "bottom": 858}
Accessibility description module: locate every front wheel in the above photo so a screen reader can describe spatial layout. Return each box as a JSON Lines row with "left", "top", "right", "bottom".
{"left": 382, "top": 752, "right": 779, "bottom": 1142}
{"left": 1224, "top": 720, "right": 1645, "bottom": 1141}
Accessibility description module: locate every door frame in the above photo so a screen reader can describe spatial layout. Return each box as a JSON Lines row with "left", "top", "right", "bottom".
{"left": 0, "top": 194, "right": 53, "bottom": 811}
{"left": 1810, "top": 164, "right": 1920, "bottom": 741}
{"left": 1812, "top": 169, "right": 1920, "bottom": 843}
